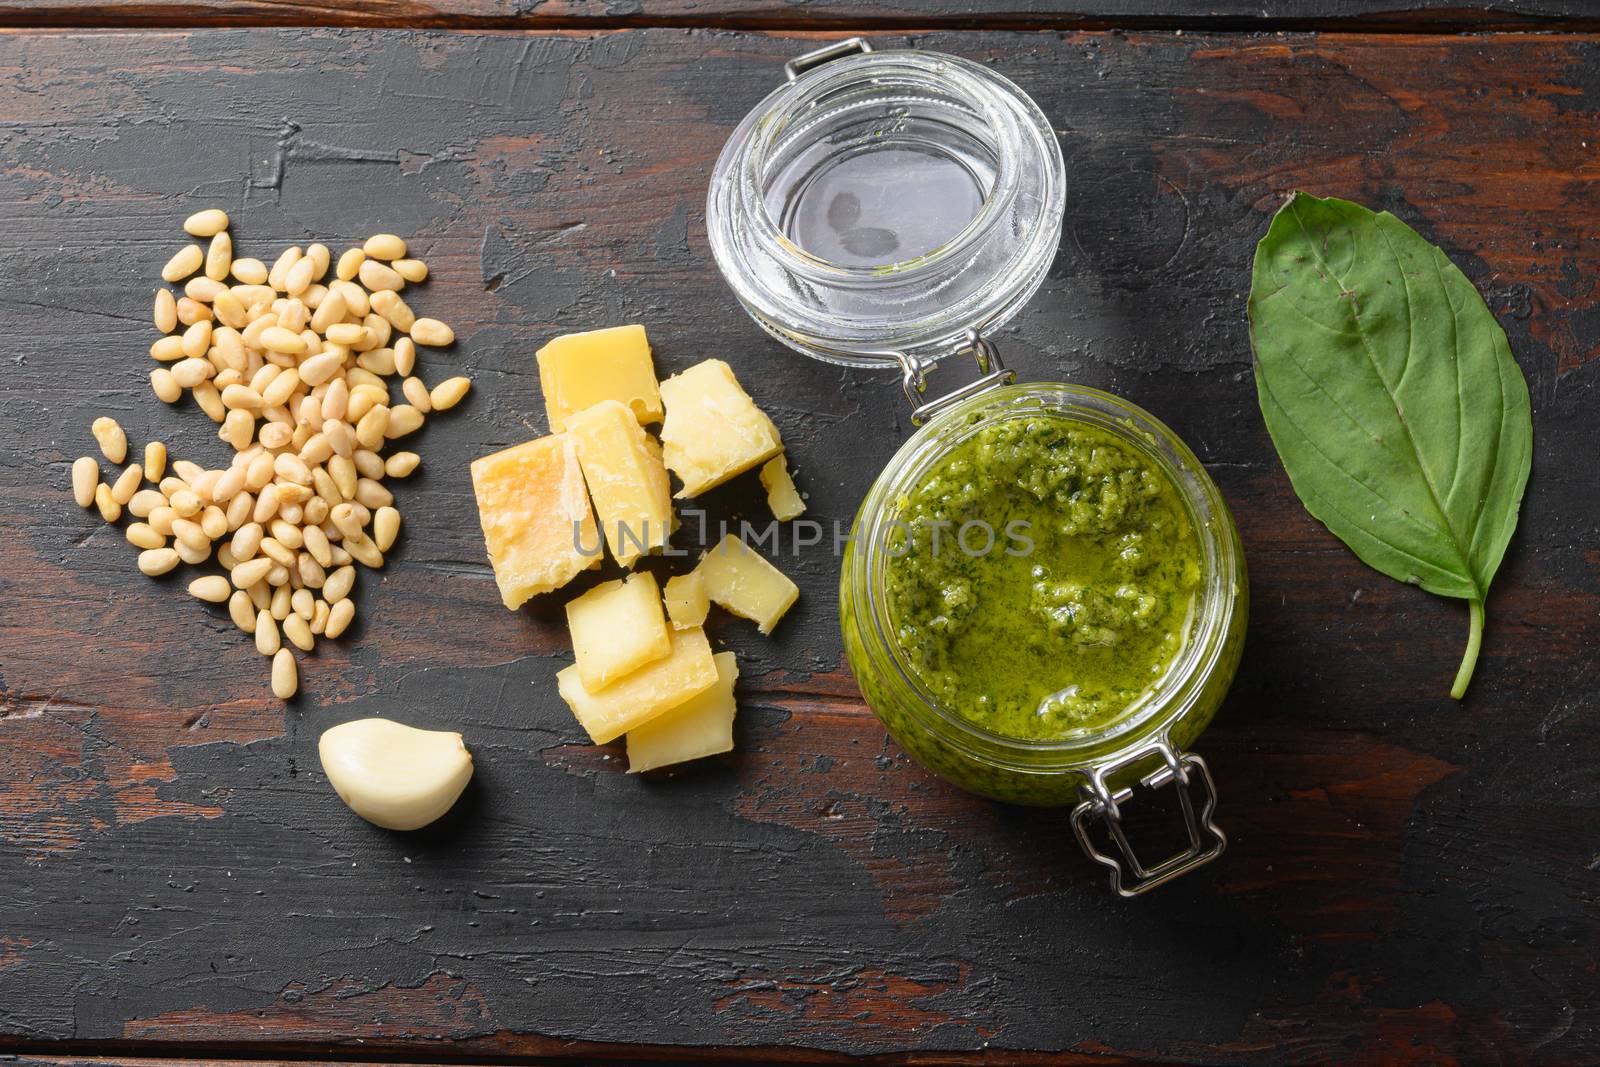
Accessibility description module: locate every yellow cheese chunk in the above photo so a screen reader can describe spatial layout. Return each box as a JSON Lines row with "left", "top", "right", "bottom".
{"left": 663, "top": 570, "right": 709, "bottom": 630}
{"left": 659, "top": 359, "right": 783, "bottom": 498}
{"left": 470, "top": 434, "right": 598, "bottom": 609}
{"left": 759, "top": 456, "right": 805, "bottom": 521}
{"left": 556, "top": 626, "right": 718, "bottom": 744}
{"left": 568, "top": 398, "right": 675, "bottom": 568}
{"left": 566, "top": 572, "right": 671, "bottom": 691}
{"left": 536, "top": 324, "right": 663, "bottom": 432}
{"left": 696, "top": 534, "right": 799, "bottom": 635}
{"left": 627, "top": 651, "right": 739, "bottom": 773}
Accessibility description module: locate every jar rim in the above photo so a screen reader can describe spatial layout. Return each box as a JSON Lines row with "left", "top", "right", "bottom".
{"left": 845, "top": 382, "right": 1244, "bottom": 770}
{"left": 706, "top": 48, "right": 1066, "bottom": 369}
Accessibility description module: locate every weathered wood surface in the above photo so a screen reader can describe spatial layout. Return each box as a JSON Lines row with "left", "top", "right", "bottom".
{"left": 1, "top": 26, "right": 1598, "bottom": 1065}
{"left": 1, "top": 0, "right": 1598, "bottom": 30}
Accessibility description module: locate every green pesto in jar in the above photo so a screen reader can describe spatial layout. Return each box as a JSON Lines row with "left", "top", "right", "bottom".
{"left": 884, "top": 415, "right": 1202, "bottom": 741}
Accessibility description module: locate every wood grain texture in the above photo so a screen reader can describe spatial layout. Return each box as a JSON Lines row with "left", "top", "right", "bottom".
{"left": 0, "top": 0, "right": 1597, "bottom": 31}
{"left": 1, "top": 26, "right": 1598, "bottom": 1065}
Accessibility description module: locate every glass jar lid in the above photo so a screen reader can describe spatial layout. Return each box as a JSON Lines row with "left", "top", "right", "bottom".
{"left": 707, "top": 40, "right": 1066, "bottom": 370}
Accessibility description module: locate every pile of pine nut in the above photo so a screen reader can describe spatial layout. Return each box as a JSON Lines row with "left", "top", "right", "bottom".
{"left": 70, "top": 210, "right": 470, "bottom": 700}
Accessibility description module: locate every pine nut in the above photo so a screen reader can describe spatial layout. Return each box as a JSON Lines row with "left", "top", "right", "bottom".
{"left": 260, "top": 537, "right": 296, "bottom": 568}
{"left": 231, "top": 523, "right": 263, "bottom": 561}
{"left": 353, "top": 405, "right": 387, "bottom": 449}
{"left": 201, "top": 505, "right": 229, "bottom": 541}
{"left": 193, "top": 381, "right": 226, "bottom": 422}
{"left": 245, "top": 452, "right": 276, "bottom": 491}
{"left": 151, "top": 335, "right": 185, "bottom": 362}
{"left": 306, "top": 243, "right": 331, "bottom": 282}
{"left": 410, "top": 318, "right": 453, "bottom": 346}
{"left": 269, "top": 518, "right": 304, "bottom": 549}
{"left": 393, "top": 336, "right": 416, "bottom": 377}
{"left": 267, "top": 247, "right": 302, "bottom": 291}
{"left": 291, "top": 587, "right": 315, "bottom": 620}
{"left": 129, "top": 488, "right": 165, "bottom": 517}
{"left": 151, "top": 368, "right": 181, "bottom": 403}
{"left": 221, "top": 408, "right": 254, "bottom": 450}
{"left": 259, "top": 422, "right": 293, "bottom": 450}
{"left": 401, "top": 377, "right": 431, "bottom": 412}
{"left": 357, "top": 346, "right": 397, "bottom": 376}
{"left": 353, "top": 449, "right": 384, "bottom": 480}
{"left": 371, "top": 290, "right": 415, "bottom": 331}
{"left": 270, "top": 647, "right": 297, "bottom": 698}
{"left": 168, "top": 489, "right": 202, "bottom": 517}
{"left": 91, "top": 417, "right": 128, "bottom": 464}
{"left": 184, "top": 209, "right": 229, "bottom": 237}
{"left": 359, "top": 259, "right": 403, "bottom": 292}
{"left": 71, "top": 456, "right": 99, "bottom": 507}
{"left": 171, "top": 357, "right": 212, "bottom": 389}
{"left": 275, "top": 481, "right": 313, "bottom": 507}
{"left": 303, "top": 496, "right": 329, "bottom": 527}
{"left": 138, "top": 548, "right": 181, "bottom": 576}
{"left": 255, "top": 611, "right": 280, "bottom": 655}
{"left": 232, "top": 556, "right": 273, "bottom": 589}
{"left": 154, "top": 288, "right": 178, "bottom": 333}
{"left": 176, "top": 296, "right": 211, "bottom": 327}
{"left": 260, "top": 326, "right": 306, "bottom": 355}
{"left": 331, "top": 280, "right": 369, "bottom": 317}
{"left": 373, "top": 506, "right": 401, "bottom": 552}
{"left": 229, "top": 590, "right": 257, "bottom": 633}
{"left": 190, "top": 469, "right": 221, "bottom": 502}
{"left": 325, "top": 597, "right": 355, "bottom": 638}
{"left": 301, "top": 523, "right": 332, "bottom": 567}
{"left": 206, "top": 231, "right": 232, "bottom": 281}
{"left": 231, "top": 257, "right": 268, "bottom": 285}
{"left": 163, "top": 244, "right": 204, "bottom": 282}
{"left": 180, "top": 319, "right": 211, "bottom": 361}
{"left": 385, "top": 405, "right": 425, "bottom": 439}
{"left": 212, "top": 289, "right": 247, "bottom": 329}
{"left": 148, "top": 505, "right": 177, "bottom": 536}
{"left": 392, "top": 258, "right": 427, "bottom": 283}
{"left": 187, "top": 276, "right": 226, "bottom": 302}
{"left": 171, "top": 518, "right": 209, "bottom": 552}
{"left": 273, "top": 452, "right": 313, "bottom": 485}
{"left": 336, "top": 248, "right": 365, "bottom": 281}
{"left": 322, "top": 564, "right": 356, "bottom": 604}
{"left": 247, "top": 580, "right": 271, "bottom": 611}
{"left": 189, "top": 575, "right": 232, "bottom": 603}
{"left": 363, "top": 234, "right": 406, "bottom": 260}
{"left": 310, "top": 599, "right": 331, "bottom": 634}
{"left": 126, "top": 523, "right": 165, "bottom": 550}
{"left": 110, "top": 463, "right": 143, "bottom": 505}
{"left": 226, "top": 490, "right": 254, "bottom": 530}
{"left": 344, "top": 534, "right": 383, "bottom": 569}
{"left": 175, "top": 537, "right": 211, "bottom": 565}
{"left": 308, "top": 290, "right": 347, "bottom": 335}
{"left": 94, "top": 482, "right": 121, "bottom": 522}
{"left": 283, "top": 613, "right": 314, "bottom": 652}
{"left": 385, "top": 452, "right": 420, "bottom": 478}
{"left": 297, "top": 551, "right": 326, "bottom": 589}
{"left": 324, "top": 322, "right": 366, "bottom": 347}
{"left": 284, "top": 255, "right": 315, "bottom": 296}
{"left": 270, "top": 582, "right": 292, "bottom": 619}
{"left": 142, "top": 442, "right": 166, "bottom": 482}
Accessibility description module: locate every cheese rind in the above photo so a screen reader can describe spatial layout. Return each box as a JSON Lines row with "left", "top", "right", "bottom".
{"left": 556, "top": 626, "right": 718, "bottom": 744}
{"left": 627, "top": 651, "right": 739, "bottom": 773}
{"left": 664, "top": 570, "right": 709, "bottom": 630}
{"left": 568, "top": 398, "right": 675, "bottom": 568}
{"left": 696, "top": 534, "right": 799, "bottom": 635}
{"left": 759, "top": 456, "right": 805, "bottom": 521}
{"left": 566, "top": 572, "right": 672, "bottom": 691}
{"left": 537, "top": 324, "right": 663, "bottom": 432}
{"left": 659, "top": 359, "right": 784, "bottom": 498}
{"left": 470, "top": 434, "right": 599, "bottom": 609}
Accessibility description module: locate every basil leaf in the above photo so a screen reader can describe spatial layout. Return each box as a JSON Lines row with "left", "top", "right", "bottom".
{"left": 1247, "top": 193, "right": 1532, "bottom": 699}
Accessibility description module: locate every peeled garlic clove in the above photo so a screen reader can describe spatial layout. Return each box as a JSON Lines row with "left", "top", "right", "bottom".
{"left": 318, "top": 718, "right": 473, "bottom": 831}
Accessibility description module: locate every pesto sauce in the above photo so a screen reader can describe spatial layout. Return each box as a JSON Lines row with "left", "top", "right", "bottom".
{"left": 884, "top": 415, "right": 1202, "bottom": 741}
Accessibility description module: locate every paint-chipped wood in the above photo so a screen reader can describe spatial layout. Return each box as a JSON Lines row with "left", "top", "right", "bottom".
{"left": 1, "top": 27, "right": 1598, "bottom": 1064}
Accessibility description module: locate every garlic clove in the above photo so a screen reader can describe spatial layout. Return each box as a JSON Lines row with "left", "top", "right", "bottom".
{"left": 318, "top": 718, "right": 473, "bottom": 831}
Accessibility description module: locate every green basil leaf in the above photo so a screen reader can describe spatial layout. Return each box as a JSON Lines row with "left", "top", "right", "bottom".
{"left": 1247, "top": 193, "right": 1532, "bottom": 699}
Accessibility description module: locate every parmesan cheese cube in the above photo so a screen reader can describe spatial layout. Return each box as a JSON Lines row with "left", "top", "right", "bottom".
{"left": 470, "top": 434, "right": 599, "bottom": 609}
{"left": 759, "top": 456, "right": 805, "bottom": 521}
{"left": 663, "top": 570, "right": 709, "bottom": 630}
{"left": 627, "top": 651, "right": 739, "bottom": 773}
{"left": 658, "top": 359, "right": 784, "bottom": 498}
{"left": 568, "top": 399, "right": 675, "bottom": 568}
{"left": 696, "top": 534, "right": 799, "bottom": 635}
{"left": 566, "top": 572, "right": 671, "bottom": 691}
{"left": 536, "top": 324, "right": 663, "bottom": 432}
{"left": 556, "top": 626, "right": 719, "bottom": 744}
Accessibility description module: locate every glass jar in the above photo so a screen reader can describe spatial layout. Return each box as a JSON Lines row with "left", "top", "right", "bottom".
{"left": 840, "top": 384, "right": 1247, "bottom": 894}
{"left": 707, "top": 40, "right": 1247, "bottom": 895}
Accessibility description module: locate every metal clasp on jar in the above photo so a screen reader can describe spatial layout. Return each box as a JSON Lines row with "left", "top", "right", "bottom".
{"left": 889, "top": 329, "right": 1017, "bottom": 426}
{"left": 1071, "top": 738, "right": 1226, "bottom": 897}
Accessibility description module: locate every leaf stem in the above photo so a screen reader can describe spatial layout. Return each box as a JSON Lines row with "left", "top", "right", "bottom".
{"left": 1450, "top": 598, "right": 1484, "bottom": 700}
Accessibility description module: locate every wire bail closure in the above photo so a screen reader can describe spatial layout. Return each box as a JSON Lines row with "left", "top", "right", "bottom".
{"left": 891, "top": 329, "right": 1016, "bottom": 426}
{"left": 1070, "top": 738, "right": 1226, "bottom": 897}
{"left": 784, "top": 37, "right": 874, "bottom": 82}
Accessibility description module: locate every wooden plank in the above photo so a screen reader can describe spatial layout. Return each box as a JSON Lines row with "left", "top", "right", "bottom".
{"left": 0, "top": 1, "right": 1597, "bottom": 31}
{"left": 1, "top": 25, "right": 1598, "bottom": 1064}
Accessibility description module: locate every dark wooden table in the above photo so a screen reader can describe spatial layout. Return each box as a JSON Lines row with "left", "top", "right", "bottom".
{"left": 3, "top": 3, "right": 1598, "bottom": 1065}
